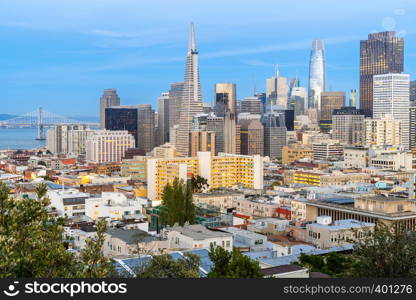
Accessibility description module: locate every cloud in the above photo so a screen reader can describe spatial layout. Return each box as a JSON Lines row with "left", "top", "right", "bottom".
{"left": 201, "top": 35, "right": 361, "bottom": 59}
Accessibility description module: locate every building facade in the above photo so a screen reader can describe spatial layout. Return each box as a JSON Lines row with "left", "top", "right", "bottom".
{"left": 99, "top": 88, "right": 120, "bottom": 129}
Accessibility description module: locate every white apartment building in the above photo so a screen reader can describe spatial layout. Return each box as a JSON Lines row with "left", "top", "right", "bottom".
{"left": 165, "top": 224, "right": 233, "bottom": 251}
{"left": 85, "top": 192, "right": 144, "bottom": 222}
{"left": 312, "top": 139, "right": 344, "bottom": 161}
{"left": 368, "top": 146, "right": 413, "bottom": 171}
{"left": 47, "top": 189, "right": 90, "bottom": 218}
{"left": 68, "top": 129, "right": 94, "bottom": 156}
{"left": 373, "top": 73, "right": 410, "bottom": 149}
{"left": 86, "top": 130, "right": 135, "bottom": 163}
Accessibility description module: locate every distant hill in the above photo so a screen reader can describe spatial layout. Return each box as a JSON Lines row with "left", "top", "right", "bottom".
{"left": 0, "top": 114, "right": 17, "bottom": 121}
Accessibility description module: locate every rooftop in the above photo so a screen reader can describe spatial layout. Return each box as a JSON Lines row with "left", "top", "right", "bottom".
{"left": 168, "top": 224, "right": 232, "bottom": 240}
{"left": 107, "top": 228, "right": 158, "bottom": 244}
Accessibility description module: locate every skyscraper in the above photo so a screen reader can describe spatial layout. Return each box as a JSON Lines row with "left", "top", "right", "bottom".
{"left": 359, "top": 31, "right": 404, "bottom": 117}
{"left": 319, "top": 92, "right": 345, "bottom": 132}
{"left": 105, "top": 105, "right": 155, "bottom": 153}
{"left": 349, "top": 89, "right": 357, "bottom": 108}
{"left": 99, "top": 89, "right": 120, "bottom": 129}
{"left": 157, "top": 92, "right": 170, "bottom": 146}
{"left": 332, "top": 107, "right": 365, "bottom": 146}
{"left": 373, "top": 73, "right": 410, "bottom": 149}
{"left": 168, "top": 82, "right": 185, "bottom": 128}
{"left": 214, "top": 83, "right": 236, "bottom": 117}
{"left": 240, "top": 97, "right": 263, "bottom": 115}
{"left": 262, "top": 113, "right": 287, "bottom": 160}
{"left": 308, "top": 40, "right": 326, "bottom": 109}
{"left": 289, "top": 87, "right": 307, "bottom": 116}
{"left": 176, "top": 23, "right": 204, "bottom": 156}
{"left": 410, "top": 80, "right": 416, "bottom": 105}
{"left": 239, "top": 119, "right": 264, "bottom": 156}
{"left": 266, "top": 68, "right": 289, "bottom": 109}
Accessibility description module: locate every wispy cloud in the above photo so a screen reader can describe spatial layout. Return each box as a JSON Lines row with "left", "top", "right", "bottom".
{"left": 0, "top": 21, "right": 36, "bottom": 29}
{"left": 201, "top": 34, "right": 361, "bottom": 59}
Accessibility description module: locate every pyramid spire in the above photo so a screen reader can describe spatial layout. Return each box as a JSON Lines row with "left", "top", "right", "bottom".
{"left": 188, "top": 22, "right": 197, "bottom": 54}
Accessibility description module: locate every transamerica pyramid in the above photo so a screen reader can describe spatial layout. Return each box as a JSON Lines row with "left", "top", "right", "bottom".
{"left": 175, "top": 22, "right": 204, "bottom": 156}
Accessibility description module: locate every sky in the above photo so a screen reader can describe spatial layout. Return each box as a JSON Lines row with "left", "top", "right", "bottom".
{"left": 1, "top": 0, "right": 416, "bottom": 118}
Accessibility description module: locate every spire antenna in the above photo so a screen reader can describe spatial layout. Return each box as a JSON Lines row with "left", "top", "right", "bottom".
{"left": 188, "top": 22, "right": 197, "bottom": 54}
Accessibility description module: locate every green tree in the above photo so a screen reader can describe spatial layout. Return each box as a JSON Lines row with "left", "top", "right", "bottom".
{"left": 190, "top": 175, "right": 209, "bottom": 193}
{"left": 297, "top": 252, "right": 351, "bottom": 277}
{"left": 0, "top": 182, "right": 77, "bottom": 277}
{"left": 137, "top": 253, "right": 200, "bottom": 278}
{"left": 0, "top": 182, "right": 115, "bottom": 278}
{"left": 349, "top": 224, "right": 416, "bottom": 278}
{"left": 160, "top": 178, "right": 195, "bottom": 227}
{"left": 77, "top": 219, "right": 116, "bottom": 278}
{"left": 207, "top": 244, "right": 263, "bottom": 278}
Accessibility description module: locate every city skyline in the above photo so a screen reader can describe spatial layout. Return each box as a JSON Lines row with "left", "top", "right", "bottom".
{"left": 1, "top": 0, "right": 416, "bottom": 116}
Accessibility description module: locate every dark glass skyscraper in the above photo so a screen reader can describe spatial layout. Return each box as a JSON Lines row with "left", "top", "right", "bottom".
{"left": 359, "top": 31, "right": 404, "bottom": 117}
{"left": 105, "top": 105, "right": 155, "bottom": 153}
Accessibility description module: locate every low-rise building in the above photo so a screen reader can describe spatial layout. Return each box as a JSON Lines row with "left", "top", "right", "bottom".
{"left": 247, "top": 218, "right": 290, "bottom": 235}
{"left": 221, "top": 227, "right": 268, "bottom": 251}
{"left": 165, "top": 224, "right": 233, "bottom": 251}
{"left": 47, "top": 189, "right": 90, "bottom": 218}
{"left": 306, "top": 216, "right": 375, "bottom": 249}
{"left": 343, "top": 146, "right": 369, "bottom": 169}
{"left": 282, "top": 144, "right": 313, "bottom": 165}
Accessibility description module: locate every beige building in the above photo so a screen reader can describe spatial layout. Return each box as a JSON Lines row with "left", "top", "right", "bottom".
{"left": 86, "top": 130, "right": 135, "bottom": 164}
{"left": 282, "top": 144, "right": 313, "bottom": 164}
{"left": 306, "top": 216, "right": 375, "bottom": 249}
{"left": 365, "top": 115, "right": 403, "bottom": 147}
{"left": 190, "top": 131, "right": 216, "bottom": 157}
{"left": 305, "top": 195, "right": 416, "bottom": 230}
{"left": 151, "top": 143, "right": 178, "bottom": 158}
{"left": 121, "top": 156, "right": 148, "bottom": 182}
{"left": 193, "top": 191, "right": 244, "bottom": 212}
{"left": 319, "top": 92, "right": 345, "bottom": 130}
{"left": 343, "top": 146, "right": 369, "bottom": 169}
{"left": 104, "top": 228, "right": 168, "bottom": 258}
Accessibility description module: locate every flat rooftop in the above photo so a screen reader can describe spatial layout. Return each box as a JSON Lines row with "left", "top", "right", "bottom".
{"left": 168, "top": 224, "right": 232, "bottom": 240}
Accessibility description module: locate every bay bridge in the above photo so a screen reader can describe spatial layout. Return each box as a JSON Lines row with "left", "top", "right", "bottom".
{"left": 0, "top": 108, "right": 99, "bottom": 140}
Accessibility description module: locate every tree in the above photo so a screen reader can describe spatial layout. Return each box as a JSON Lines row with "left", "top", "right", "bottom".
{"left": 136, "top": 253, "right": 200, "bottom": 278}
{"left": 0, "top": 182, "right": 115, "bottom": 278}
{"left": 207, "top": 245, "right": 263, "bottom": 278}
{"left": 0, "top": 182, "right": 78, "bottom": 277}
{"left": 348, "top": 224, "right": 416, "bottom": 278}
{"left": 160, "top": 178, "right": 195, "bottom": 227}
{"left": 77, "top": 219, "right": 116, "bottom": 278}
{"left": 190, "top": 175, "right": 209, "bottom": 193}
{"left": 297, "top": 252, "right": 351, "bottom": 277}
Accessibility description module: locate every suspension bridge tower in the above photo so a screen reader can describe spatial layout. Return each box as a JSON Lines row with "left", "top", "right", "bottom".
{"left": 36, "top": 107, "right": 45, "bottom": 141}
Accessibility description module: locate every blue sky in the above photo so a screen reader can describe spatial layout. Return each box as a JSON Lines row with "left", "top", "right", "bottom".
{"left": 1, "top": 0, "right": 416, "bottom": 117}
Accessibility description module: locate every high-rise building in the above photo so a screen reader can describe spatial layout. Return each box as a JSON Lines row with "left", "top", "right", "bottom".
{"left": 409, "top": 105, "right": 416, "bottom": 150}
{"left": 349, "top": 89, "right": 357, "bottom": 108}
{"left": 359, "top": 31, "right": 404, "bottom": 117}
{"left": 319, "top": 92, "right": 345, "bottom": 132}
{"left": 147, "top": 152, "right": 264, "bottom": 204}
{"left": 410, "top": 80, "right": 416, "bottom": 105}
{"left": 46, "top": 125, "right": 88, "bottom": 154}
{"left": 365, "top": 115, "right": 403, "bottom": 147}
{"left": 168, "top": 82, "right": 185, "bottom": 128}
{"left": 176, "top": 23, "right": 204, "bottom": 156}
{"left": 239, "top": 119, "right": 264, "bottom": 156}
{"left": 240, "top": 97, "right": 263, "bottom": 115}
{"left": 332, "top": 107, "right": 365, "bottom": 145}
{"left": 99, "top": 89, "right": 120, "bottom": 129}
{"left": 214, "top": 83, "right": 236, "bottom": 117}
{"left": 266, "top": 72, "right": 288, "bottom": 109}
{"left": 206, "top": 115, "right": 225, "bottom": 154}
{"left": 105, "top": 105, "right": 155, "bottom": 153}
{"left": 308, "top": 40, "right": 326, "bottom": 109}
{"left": 262, "top": 113, "right": 287, "bottom": 160}
{"left": 157, "top": 92, "right": 170, "bottom": 146}
{"left": 373, "top": 73, "right": 410, "bottom": 149}
{"left": 190, "top": 131, "right": 216, "bottom": 157}
{"left": 224, "top": 111, "right": 240, "bottom": 154}
{"left": 86, "top": 130, "right": 136, "bottom": 163}
{"left": 289, "top": 87, "right": 307, "bottom": 116}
